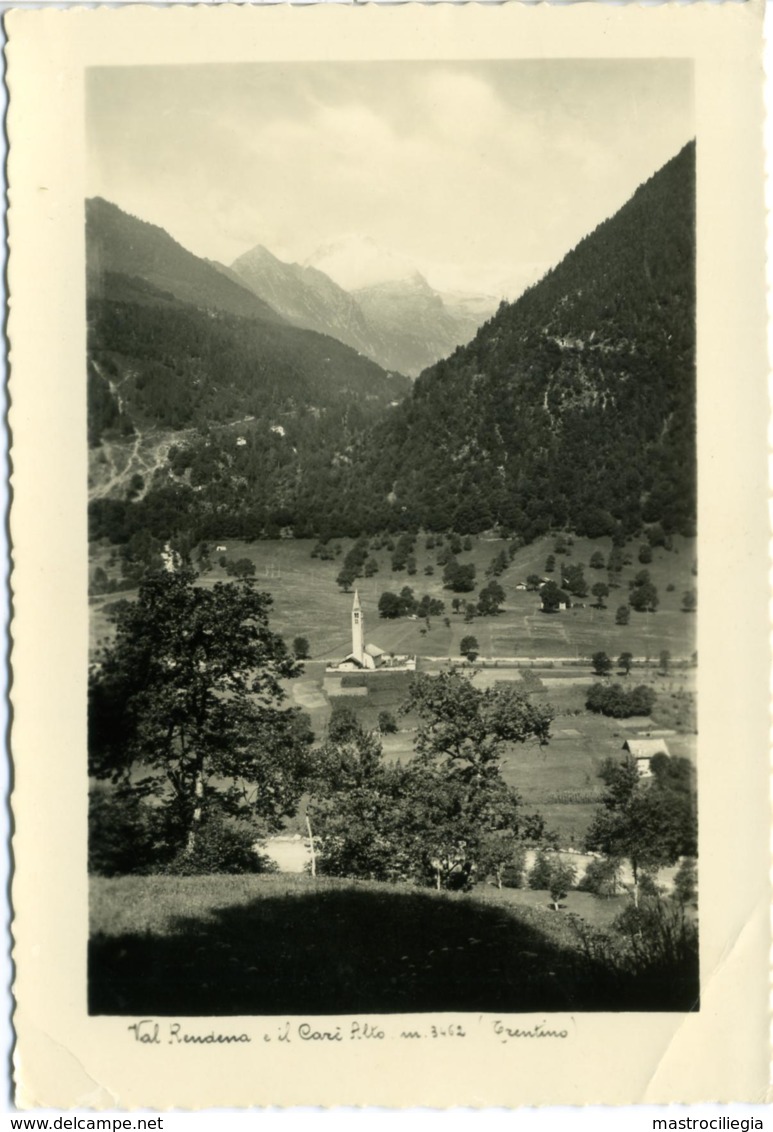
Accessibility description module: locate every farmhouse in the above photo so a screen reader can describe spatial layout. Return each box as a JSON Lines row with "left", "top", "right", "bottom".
{"left": 622, "top": 737, "right": 671, "bottom": 778}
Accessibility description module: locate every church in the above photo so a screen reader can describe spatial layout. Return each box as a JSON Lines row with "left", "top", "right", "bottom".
{"left": 337, "top": 591, "right": 386, "bottom": 670}
{"left": 326, "top": 591, "right": 417, "bottom": 675}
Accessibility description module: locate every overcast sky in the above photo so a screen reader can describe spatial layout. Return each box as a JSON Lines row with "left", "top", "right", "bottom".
{"left": 87, "top": 61, "right": 693, "bottom": 298}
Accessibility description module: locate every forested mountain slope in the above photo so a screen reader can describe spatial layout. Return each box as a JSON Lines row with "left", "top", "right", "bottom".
{"left": 87, "top": 198, "right": 281, "bottom": 323}
{"left": 334, "top": 142, "right": 696, "bottom": 539}
{"left": 229, "top": 240, "right": 497, "bottom": 378}
{"left": 86, "top": 208, "right": 410, "bottom": 543}
{"left": 88, "top": 144, "right": 695, "bottom": 547}
{"left": 228, "top": 245, "right": 388, "bottom": 366}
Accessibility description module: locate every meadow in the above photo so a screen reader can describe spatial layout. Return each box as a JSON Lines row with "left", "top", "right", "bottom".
{"left": 89, "top": 873, "right": 698, "bottom": 1015}
{"left": 89, "top": 531, "right": 697, "bottom": 847}
{"left": 89, "top": 531, "right": 698, "bottom": 664}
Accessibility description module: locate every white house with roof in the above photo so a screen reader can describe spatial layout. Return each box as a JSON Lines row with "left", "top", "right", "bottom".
{"left": 622, "top": 737, "right": 671, "bottom": 777}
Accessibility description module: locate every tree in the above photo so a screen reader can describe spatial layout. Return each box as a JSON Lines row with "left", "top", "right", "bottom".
{"left": 528, "top": 851, "right": 576, "bottom": 908}
{"left": 586, "top": 682, "right": 655, "bottom": 718}
{"left": 659, "top": 649, "right": 671, "bottom": 675}
{"left": 292, "top": 636, "right": 310, "bottom": 660}
{"left": 615, "top": 605, "right": 631, "bottom": 626}
{"left": 618, "top": 651, "right": 633, "bottom": 676}
{"left": 607, "top": 548, "right": 625, "bottom": 575}
{"left": 578, "top": 856, "right": 623, "bottom": 897}
{"left": 673, "top": 857, "right": 698, "bottom": 906}
{"left": 682, "top": 588, "right": 697, "bottom": 613}
{"left": 328, "top": 704, "right": 362, "bottom": 744}
{"left": 460, "top": 635, "right": 479, "bottom": 658}
{"left": 591, "top": 582, "right": 610, "bottom": 608}
{"left": 591, "top": 651, "right": 612, "bottom": 677}
{"left": 310, "top": 673, "right": 553, "bottom": 891}
{"left": 561, "top": 563, "right": 587, "bottom": 598}
{"left": 638, "top": 544, "right": 653, "bottom": 564}
{"left": 378, "top": 591, "right": 402, "bottom": 619}
{"left": 229, "top": 557, "right": 256, "bottom": 579}
{"left": 336, "top": 565, "right": 357, "bottom": 592}
{"left": 486, "top": 549, "right": 509, "bottom": 578}
{"left": 405, "top": 671, "right": 553, "bottom": 771}
{"left": 377, "top": 710, "right": 398, "bottom": 735}
{"left": 548, "top": 859, "right": 577, "bottom": 911}
{"left": 443, "top": 559, "right": 476, "bottom": 593}
{"left": 400, "top": 672, "right": 554, "bottom": 888}
{"left": 585, "top": 758, "right": 697, "bottom": 897}
{"left": 589, "top": 551, "right": 606, "bottom": 570}
{"left": 544, "top": 555, "right": 556, "bottom": 573}
{"left": 478, "top": 580, "right": 505, "bottom": 616}
{"left": 540, "top": 581, "right": 569, "bottom": 613}
{"left": 478, "top": 832, "right": 526, "bottom": 889}
{"left": 88, "top": 568, "right": 314, "bottom": 865}
{"left": 629, "top": 582, "right": 659, "bottom": 612}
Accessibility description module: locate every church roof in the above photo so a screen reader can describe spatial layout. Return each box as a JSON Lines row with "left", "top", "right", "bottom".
{"left": 352, "top": 590, "right": 361, "bottom": 610}
{"left": 364, "top": 643, "right": 385, "bottom": 657}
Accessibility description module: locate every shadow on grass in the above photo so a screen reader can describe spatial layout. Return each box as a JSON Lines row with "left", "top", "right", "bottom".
{"left": 89, "top": 883, "right": 699, "bottom": 1015}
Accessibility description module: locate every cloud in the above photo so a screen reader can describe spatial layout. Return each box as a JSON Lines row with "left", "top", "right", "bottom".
{"left": 86, "top": 61, "right": 693, "bottom": 292}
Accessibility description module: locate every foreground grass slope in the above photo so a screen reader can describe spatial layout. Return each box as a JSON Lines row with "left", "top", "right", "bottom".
{"left": 89, "top": 874, "right": 698, "bottom": 1016}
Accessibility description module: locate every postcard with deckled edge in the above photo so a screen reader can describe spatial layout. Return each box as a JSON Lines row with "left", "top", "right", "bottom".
{"left": 6, "top": 1, "right": 770, "bottom": 1110}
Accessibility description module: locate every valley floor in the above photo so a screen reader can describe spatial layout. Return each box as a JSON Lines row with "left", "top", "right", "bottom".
{"left": 89, "top": 532, "right": 697, "bottom": 849}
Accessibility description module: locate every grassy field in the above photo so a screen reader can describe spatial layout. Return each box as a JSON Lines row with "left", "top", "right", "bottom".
{"left": 89, "top": 532, "right": 698, "bottom": 846}
{"left": 89, "top": 874, "right": 698, "bottom": 1015}
{"left": 90, "top": 532, "right": 697, "bottom": 663}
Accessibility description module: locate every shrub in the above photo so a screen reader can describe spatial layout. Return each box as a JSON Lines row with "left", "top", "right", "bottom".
{"left": 293, "top": 636, "right": 310, "bottom": 660}
{"left": 528, "top": 849, "right": 555, "bottom": 890}
{"left": 578, "top": 857, "right": 624, "bottom": 897}
{"left": 378, "top": 710, "right": 398, "bottom": 735}
{"left": 500, "top": 853, "right": 527, "bottom": 889}
{"left": 460, "top": 635, "right": 479, "bottom": 657}
{"left": 162, "top": 814, "right": 271, "bottom": 876}
{"left": 586, "top": 683, "right": 656, "bottom": 718}
{"left": 673, "top": 857, "right": 698, "bottom": 906}
{"left": 88, "top": 784, "right": 163, "bottom": 876}
{"left": 548, "top": 860, "right": 578, "bottom": 909}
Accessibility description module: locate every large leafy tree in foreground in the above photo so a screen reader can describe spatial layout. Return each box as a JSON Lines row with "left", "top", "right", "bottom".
{"left": 584, "top": 756, "right": 697, "bottom": 895}
{"left": 309, "top": 672, "right": 554, "bottom": 889}
{"left": 89, "top": 567, "right": 314, "bottom": 865}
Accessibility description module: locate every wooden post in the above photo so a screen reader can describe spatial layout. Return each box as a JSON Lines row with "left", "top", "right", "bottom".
{"left": 306, "top": 813, "right": 316, "bottom": 878}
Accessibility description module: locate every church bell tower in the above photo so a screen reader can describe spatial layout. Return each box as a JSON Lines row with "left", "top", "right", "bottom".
{"left": 352, "top": 590, "right": 364, "bottom": 665}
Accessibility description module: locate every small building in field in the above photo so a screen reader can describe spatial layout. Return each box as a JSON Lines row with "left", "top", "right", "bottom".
{"left": 622, "top": 738, "right": 671, "bottom": 778}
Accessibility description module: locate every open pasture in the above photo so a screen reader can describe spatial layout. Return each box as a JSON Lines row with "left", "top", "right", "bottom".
{"left": 89, "top": 532, "right": 697, "bottom": 667}
{"left": 198, "top": 531, "right": 697, "bottom": 664}
{"left": 88, "top": 532, "right": 697, "bottom": 849}
{"left": 89, "top": 873, "right": 697, "bottom": 1015}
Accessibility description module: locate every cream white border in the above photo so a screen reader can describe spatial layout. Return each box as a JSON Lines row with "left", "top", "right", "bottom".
{"left": 6, "top": 2, "right": 770, "bottom": 1108}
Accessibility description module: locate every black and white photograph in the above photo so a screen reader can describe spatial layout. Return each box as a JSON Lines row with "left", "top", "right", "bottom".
{"left": 7, "top": 1, "right": 768, "bottom": 1110}
{"left": 84, "top": 59, "right": 699, "bottom": 1016}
